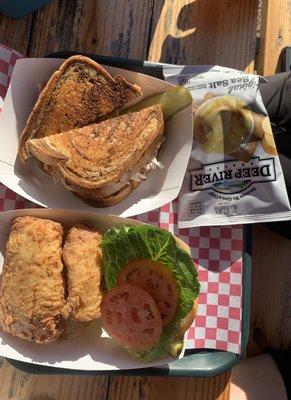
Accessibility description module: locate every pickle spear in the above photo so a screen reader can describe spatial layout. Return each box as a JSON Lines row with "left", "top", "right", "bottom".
{"left": 123, "top": 86, "right": 193, "bottom": 119}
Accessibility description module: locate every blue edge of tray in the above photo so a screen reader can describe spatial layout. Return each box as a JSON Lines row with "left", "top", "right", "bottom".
{"left": 6, "top": 53, "right": 252, "bottom": 377}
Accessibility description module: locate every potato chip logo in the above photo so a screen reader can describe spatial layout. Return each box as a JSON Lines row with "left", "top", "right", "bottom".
{"left": 190, "top": 157, "right": 276, "bottom": 194}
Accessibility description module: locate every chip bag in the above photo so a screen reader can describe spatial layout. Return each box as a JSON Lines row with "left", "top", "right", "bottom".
{"left": 164, "top": 65, "right": 291, "bottom": 227}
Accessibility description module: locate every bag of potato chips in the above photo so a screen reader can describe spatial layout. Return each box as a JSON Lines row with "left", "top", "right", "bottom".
{"left": 164, "top": 65, "right": 291, "bottom": 227}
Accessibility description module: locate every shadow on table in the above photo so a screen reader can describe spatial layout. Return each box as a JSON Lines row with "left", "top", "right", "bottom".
{"left": 151, "top": 0, "right": 255, "bottom": 70}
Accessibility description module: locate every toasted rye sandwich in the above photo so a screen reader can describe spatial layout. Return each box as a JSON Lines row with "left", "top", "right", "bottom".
{"left": 19, "top": 55, "right": 142, "bottom": 162}
{"left": 26, "top": 105, "right": 164, "bottom": 206}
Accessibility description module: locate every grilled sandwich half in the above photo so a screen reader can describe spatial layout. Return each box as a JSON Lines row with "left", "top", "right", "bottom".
{"left": 26, "top": 105, "right": 164, "bottom": 206}
{"left": 19, "top": 55, "right": 142, "bottom": 162}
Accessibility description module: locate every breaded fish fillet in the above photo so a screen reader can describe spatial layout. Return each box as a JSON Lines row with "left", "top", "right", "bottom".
{"left": 0, "top": 216, "right": 65, "bottom": 343}
{"left": 62, "top": 225, "right": 102, "bottom": 322}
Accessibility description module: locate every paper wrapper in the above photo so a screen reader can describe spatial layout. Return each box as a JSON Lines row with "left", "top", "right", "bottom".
{"left": 0, "top": 204, "right": 243, "bottom": 372}
{"left": 0, "top": 55, "right": 193, "bottom": 218}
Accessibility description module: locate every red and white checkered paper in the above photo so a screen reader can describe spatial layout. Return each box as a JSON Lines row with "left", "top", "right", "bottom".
{"left": 0, "top": 44, "right": 243, "bottom": 354}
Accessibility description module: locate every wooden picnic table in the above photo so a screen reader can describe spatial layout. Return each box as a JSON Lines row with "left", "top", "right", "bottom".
{"left": 0, "top": 1, "right": 290, "bottom": 399}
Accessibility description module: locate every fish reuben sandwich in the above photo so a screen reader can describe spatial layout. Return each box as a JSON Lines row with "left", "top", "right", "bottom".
{"left": 26, "top": 105, "right": 164, "bottom": 206}
{"left": 19, "top": 55, "right": 142, "bottom": 162}
{"left": 0, "top": 216, "right": 65, "bottom": 343}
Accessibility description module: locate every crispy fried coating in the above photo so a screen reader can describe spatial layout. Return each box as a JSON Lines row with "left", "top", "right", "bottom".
{"left": 62, "top": 225, "right": 102, "bottom": 322}
{"left": 0, "top": 216, "right": 65, "bottom": 343}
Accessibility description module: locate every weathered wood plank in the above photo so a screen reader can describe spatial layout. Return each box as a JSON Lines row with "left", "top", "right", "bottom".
{"left": 0, "top": 356, "right": 231, "bottom": 400}
{"left": 0, "top": 358, "right": 110, "bottom": 400}
{"left": 248, "top": 225, "right": 291, "bottom": 355}
{"left": 0, "top": 14, "right": 32, "bottom": 55}
{"left": 28, "top": 0, "right": 155, "bottom": 59}
{"left": 27, "top": 0, "right": 79, "bottom": 57}
{"left": 257, "top": 0, "right": 291, "bottom": 75}
{"left": 108, "top": 373, "right": 231, "bottom": 400}
{"left": 71, "top": 0, "right": 155, "bottom": 59}
{"left": 148, "top": 0, "right": 258, "bottom": 72}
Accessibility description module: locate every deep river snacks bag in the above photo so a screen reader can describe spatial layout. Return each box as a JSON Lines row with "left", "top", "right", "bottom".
{"left": 164, "top": 66, "right": 291, "bottom": 227}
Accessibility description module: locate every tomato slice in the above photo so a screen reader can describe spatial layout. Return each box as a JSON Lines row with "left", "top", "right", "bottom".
{"left": 117, "top": 259, "right": 179, "bottom": 325}
{"left": 101, "top": 283, "right": 162, "bottom": 350}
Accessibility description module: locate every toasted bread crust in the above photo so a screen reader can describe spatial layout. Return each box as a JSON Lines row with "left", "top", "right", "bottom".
{"left": 19, "top": 55, "right": 142, "bottom": 162}
{"left": 172, "top": 239, "right": 199, "bottom": 335}
{"left": 27, "top": 106, "right": 164, "bottom": 206}
{"left": 74, "top": 180, "right": 142, "bottom": 207}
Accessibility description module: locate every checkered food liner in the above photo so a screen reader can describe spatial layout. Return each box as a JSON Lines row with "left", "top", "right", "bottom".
{"left": 0, "top": 44, "right": 243, "bottom": 354}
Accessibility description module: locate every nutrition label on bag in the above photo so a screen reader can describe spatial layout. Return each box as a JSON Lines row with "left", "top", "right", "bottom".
{"left": 188, "top": 201, "right": 204, "bottom": 217}
{"left": 164, "top": 65, "right": 291, "bottom": 227}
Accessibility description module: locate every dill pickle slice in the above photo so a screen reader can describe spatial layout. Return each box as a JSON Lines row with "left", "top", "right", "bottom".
{"left": 123, "top": 87, "right": 193, "bottom": 119}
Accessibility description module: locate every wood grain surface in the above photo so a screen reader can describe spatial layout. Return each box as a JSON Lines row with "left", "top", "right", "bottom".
{"left": 27, "top": 0, "right": 155, "bottom": 59}
{"left": 27, "top": 0, "right": 80, "bottom": 57}
{"left": 0, "top": 358, "right": 110, "bottom": 400}
{"left": 71, "top": 0, "right": 155, "bottom": 60}
{"left": 108, "top": 374, "right": 231, "bottom": 400}
{"left": 0, "top": 357, "right": 231, "bottom": 400}
{"left": 248, "top": 225, "right": 291, "bottom": 355}
{"left": 148, "top": 0, "right": 258, "bottom": 72}
{"left": 26, "top": 0, "right": 258, "bottom": 72}
{"left": 0, "top": 14, "right": 33, "bottom": 55}
{"left": 257, "top": 0, "right": 291, "bottom": 75}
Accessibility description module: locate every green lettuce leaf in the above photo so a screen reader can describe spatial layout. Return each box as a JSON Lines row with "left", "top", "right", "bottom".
{"left": 101, "top": 225, "right": 200, "bottom": 361}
